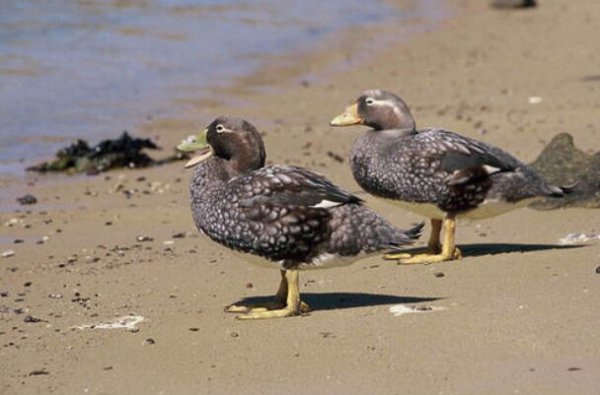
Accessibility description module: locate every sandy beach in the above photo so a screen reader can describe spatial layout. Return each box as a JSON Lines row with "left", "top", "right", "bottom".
{"left": 1, "top": 1, "right": 599, "bottom": 394}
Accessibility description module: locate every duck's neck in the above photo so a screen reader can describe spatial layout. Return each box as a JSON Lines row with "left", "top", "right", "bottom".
{"left": 361, "top": 128, "right": 417, "bottom": 151}
{"left": 350, "top": 128, "right": 415, "bottom": 188}
{"left": 190, "top": 157, "right": 234, "bottom": 200}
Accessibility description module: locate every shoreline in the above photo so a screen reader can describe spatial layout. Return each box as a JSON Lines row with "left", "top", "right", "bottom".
{"left": 1, "top": 1, "right": 600, "bottom": 394}
{"left": 0, "top": 0, "right": 450, "bottom": 182}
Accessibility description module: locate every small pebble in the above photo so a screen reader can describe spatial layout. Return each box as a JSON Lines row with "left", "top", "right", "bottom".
{"left": 596, "top": 266, "right": 600, "bottom": 274}
{"left": 24, "top": 315, "right": 43, "bottom": 323}
{"left": 434, "top": 272, "right": 445, "bottom": 278}
{"left": 136, "top": 236, "right": 153, "bottom": 242}
{"left": 29, "top": 369, "right": 49, "bottom": 376}
{"left": 326, "top": 151, "right": 345, "bottom": 163}
{"left": 145, "top": 338, "right": 156, "bottom": 345}
{"left": 17, "top": 194, "right": 38, "bottom": 205}
{"left": 189, "top": 327, "right": 199, "bottom": 332}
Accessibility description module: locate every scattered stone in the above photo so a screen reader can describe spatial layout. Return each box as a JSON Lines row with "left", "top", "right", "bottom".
{"left": 491, "top": 0, "right": 536, "bottom": 9}
{"left": 567, "top": 367, "right": 582, "bottom": 372}
{"left": 103, "top": 366, "right": 113, "bottom": 371}
{"left": 189, "top": 327, "right": 199, "bottom": 332}
{"left": 24, "top": 315, "right": 43, "bottom": 323}
{"left": 29, "top": 369, "right": 49, "bottom": 376}
{"left": 145, "top": 338, "right": 156, "bottom": 345}
{"left": 24, "top": 282, "right": 32, "bottom": 287}
{"left": 326, "top": 151, "right": 345, "bottom": 163}
{"left": 17, "top": 194, "right": 38, "bottom": 205}
{"left": 136, "top": 236, "right": 153, "bottom": 242}
{"left": 245, "top": 282, "right": 253, "bottom": 289}
{"left": 1, "top": 250, "right": 15, "bottom": 258}
{"left": 230, "top": 332, "right": 239, "bottom": 338}
{"left": 1, "top": 291, "right": 9, "bottom": 297}
{"left": 48, "top": 294, "right": 63, "bottom": 299}
{"left": 17, "top": 194, "right": 37, "bottom": 206}
{"left": 596, "top": 266, "right": 600, "bottom": 274}
{"left": 434, "top": 272, "right": 445, "bottom": 278}
{"left": 415, "top": 306, "right": 434, "bottom": 312}
{"left": 172, "top": 232, "right": 186, "bottom": 239}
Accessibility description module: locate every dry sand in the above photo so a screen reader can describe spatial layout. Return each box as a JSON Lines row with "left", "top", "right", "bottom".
{"left": 1, "top": 1, "right": 600, "bottom": 394}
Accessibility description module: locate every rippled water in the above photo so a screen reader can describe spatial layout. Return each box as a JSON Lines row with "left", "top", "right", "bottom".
{"left": 0, "top": 0, "right": 446, "bottom": 176}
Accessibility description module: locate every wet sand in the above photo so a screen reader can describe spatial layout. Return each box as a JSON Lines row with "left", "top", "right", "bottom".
{"left": 1, "top": 1, "right": 600, "bottom": 394}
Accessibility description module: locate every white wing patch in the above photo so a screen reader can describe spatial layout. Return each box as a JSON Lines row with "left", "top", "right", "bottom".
{"left": 311, "top": 199, "right": 343, "bottom": 209}
{"left": 482, "top": 164, "right": 503, "bottom": 175}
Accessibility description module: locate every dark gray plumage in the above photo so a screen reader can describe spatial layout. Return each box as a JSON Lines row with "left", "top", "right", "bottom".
{"left": 183, "top": 116, "right": 421, "bottom": 318}
{"left": 350, "top": 126, "right": 566, "bottom": 215}
{"left": 331, "top": 90, "right": 569, "bottom": 263}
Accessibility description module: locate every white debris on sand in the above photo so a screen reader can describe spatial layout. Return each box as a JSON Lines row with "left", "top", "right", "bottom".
{"left": 76, "top": 315, "right": 145, "bottom": 331}
{"left": 558, "top": 233, "right": 600, "bottom": 245}
{"left": 389, "top": 304, "right": 445, "bottom": 317}
{"left": 1, "top": 250, "right": 15, "bottom": 258}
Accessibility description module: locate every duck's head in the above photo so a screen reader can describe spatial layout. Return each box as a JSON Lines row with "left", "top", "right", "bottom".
{"left": 177, "top": 116, "right": 266, "bottom": 173}
{"left": 330, "top": 89, "right": 416, "bottom": 131}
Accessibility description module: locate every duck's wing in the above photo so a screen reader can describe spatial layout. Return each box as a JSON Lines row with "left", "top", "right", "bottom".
{"left": 236, "top": 165, "right": 363, "bottom": 209}
{"left": 228, "top": 165, "right": 363, "bottom": 263}
{"left": 418, "top": 129, "right": 521, "bottom": 186}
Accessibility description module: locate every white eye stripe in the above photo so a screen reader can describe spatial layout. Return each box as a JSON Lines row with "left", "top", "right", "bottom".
{"left": 366, "top": 98, "right": 396, "bottom": 107}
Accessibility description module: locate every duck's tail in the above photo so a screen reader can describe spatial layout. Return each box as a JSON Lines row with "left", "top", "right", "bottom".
{"left": 547, "top": 181, "right": 577, "bottom": 198}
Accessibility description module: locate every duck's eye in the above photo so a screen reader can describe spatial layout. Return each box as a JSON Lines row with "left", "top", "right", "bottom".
{"left": 365, "top": 98, "right": 375, "bottom": 106}
{"left": 216, "top": 124, "right": 225, "bottom": 133}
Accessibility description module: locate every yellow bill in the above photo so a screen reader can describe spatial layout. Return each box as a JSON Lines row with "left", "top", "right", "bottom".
{"left": 176, "top": 128, "right": 213, "bottom": 168}
{"left": 329, "top": 103, "right": 363, "bottom": 126}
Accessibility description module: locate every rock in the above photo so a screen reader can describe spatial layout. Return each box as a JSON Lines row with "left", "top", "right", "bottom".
{"left": 491, "top": 0, "right": 536, "bottom": 8}
{"left": 24, "top": 315, "right": 43, "bottom": 323}
{"left": 529, "top": 133, "right": 600, "bottom": 209}
{"left": 17, "top": 194, "right": 38, "bottom": 205}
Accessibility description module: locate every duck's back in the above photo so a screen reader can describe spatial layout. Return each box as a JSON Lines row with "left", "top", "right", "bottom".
{"left": 350, "top": 128, "right": 563, "bottom": 218}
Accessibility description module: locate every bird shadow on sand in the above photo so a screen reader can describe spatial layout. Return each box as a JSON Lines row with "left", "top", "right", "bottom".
{"left": 400, "top": 242, "right": 584, "bottom": 258}
{"left": 230, "top": 293, "right": 442, "bottom": 312}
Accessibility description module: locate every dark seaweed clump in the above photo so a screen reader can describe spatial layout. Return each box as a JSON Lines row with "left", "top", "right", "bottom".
{"left": 27, "top": 132, "right": 185, "bottom": 175}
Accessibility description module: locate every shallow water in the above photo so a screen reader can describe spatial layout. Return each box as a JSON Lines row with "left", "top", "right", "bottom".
{"left": 0, "top": 0, "right": 447, "bottom": 176}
